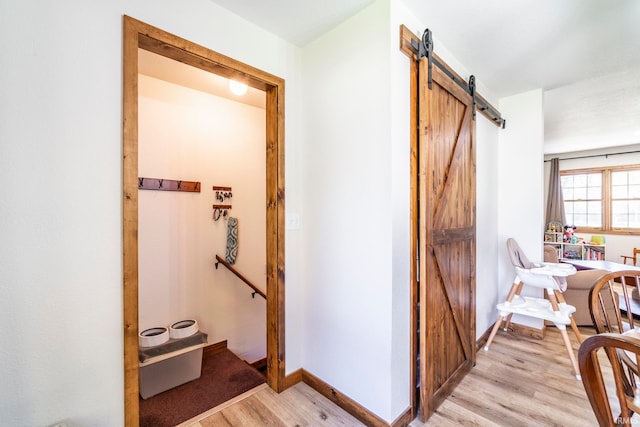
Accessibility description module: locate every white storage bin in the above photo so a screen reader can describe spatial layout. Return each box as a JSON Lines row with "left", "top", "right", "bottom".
{"left": 139, "top": 345, "right": 205, "bottom": 399}
{"left": 138, "top": 331, "right": 208, "bottom": 399}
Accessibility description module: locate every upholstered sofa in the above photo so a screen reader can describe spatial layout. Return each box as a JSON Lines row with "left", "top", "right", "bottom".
{"left": 543, "top": 245, "right": 608, "bottom": 326}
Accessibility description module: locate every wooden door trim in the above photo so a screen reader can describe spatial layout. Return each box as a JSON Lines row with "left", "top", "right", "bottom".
{"left": 408, "top": 51, "right": 419, "bottom": 420}
{"left": 123, "top": 16, "right": 285, "bottom": 426}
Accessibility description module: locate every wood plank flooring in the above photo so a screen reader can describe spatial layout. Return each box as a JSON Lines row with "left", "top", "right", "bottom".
{"left": 187, "top": 381, "right": 364, "bottom": 426}
{"left": 413, "top": 326, "right": 601, "bottom": 427}
{"left": 184, "top": 326, "right": 618, "bottom": 426}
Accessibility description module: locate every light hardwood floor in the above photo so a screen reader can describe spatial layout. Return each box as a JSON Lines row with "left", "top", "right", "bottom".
{"left": 185, "top": 382, "right": 365, "bottom": 426}
{"left": 185, "top": 326, "right": 612, "bottom": 426}
{"left": 412, "top": 326, "right": 602, "bottom": 427}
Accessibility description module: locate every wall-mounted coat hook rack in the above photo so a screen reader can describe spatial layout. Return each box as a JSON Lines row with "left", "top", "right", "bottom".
{"left": 139, "top": 177, "right": 201, "bottom": 192}
{"left": 213, "top": 186, "right": 233, "bottom": 202}
{"left": 212, "top": 204, "right": 232, "bottom": 221}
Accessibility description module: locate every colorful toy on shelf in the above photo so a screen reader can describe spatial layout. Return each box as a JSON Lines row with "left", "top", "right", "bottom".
{"left": 564, "top": 249, "right": 581, "bottom": 259}
{"left": 547, "top": 221, "right": 563, "bottom": 233}
{"left": 564, "top": 225, "right": 576, "bottom": 243}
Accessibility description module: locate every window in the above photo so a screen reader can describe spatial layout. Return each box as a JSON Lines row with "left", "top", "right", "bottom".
{"left": 561, "top": 166, "right": 640, "bottom": 233}
{"left": 611, "top": 169, "right": 640, "bottom": 228}
{"left": 561, "top": 172, "right": 602, "bottom": 228}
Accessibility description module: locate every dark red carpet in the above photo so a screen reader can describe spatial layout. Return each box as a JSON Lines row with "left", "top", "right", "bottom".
{"left": 140, "top": 349, "right": 266, "bottom": 427}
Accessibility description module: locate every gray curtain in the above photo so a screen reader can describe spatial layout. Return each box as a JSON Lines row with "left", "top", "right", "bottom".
{"left": 545, "top": 158, "right": 566, "bottom": 227}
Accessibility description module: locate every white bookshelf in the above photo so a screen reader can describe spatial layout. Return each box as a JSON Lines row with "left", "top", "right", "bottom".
{"left": 543, "top": 237, "right": 605, "bottom": 261}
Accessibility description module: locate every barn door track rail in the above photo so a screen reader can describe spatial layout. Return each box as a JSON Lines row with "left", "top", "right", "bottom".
{"left": 408, "top": 27, "right": 506, "bottom": 129}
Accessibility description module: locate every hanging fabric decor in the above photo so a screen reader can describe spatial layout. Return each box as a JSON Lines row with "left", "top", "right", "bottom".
{"left": 545, "top": 157, "right": 566, "bottom": 227}
{"left": 225, "top": 217, "right": 239, "bottom": 265}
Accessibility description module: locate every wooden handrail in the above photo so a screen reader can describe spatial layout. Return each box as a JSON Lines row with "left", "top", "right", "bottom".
{"left": 215, "top": 255, "right": 266, "bottom": 299}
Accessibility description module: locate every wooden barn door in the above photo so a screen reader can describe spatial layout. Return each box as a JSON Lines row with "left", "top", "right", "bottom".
{"left": 417, "top": 53, "right": 477, "bottom": 419}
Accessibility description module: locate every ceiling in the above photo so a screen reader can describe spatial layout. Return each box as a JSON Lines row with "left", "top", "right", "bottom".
{"left": 151, "top": 0, "right": 640, "bottom": 154}
{"left": 399, "top": 0, "right": 640, "bottom": 155}
{"left": 209, "top": 0, "right": 639, "bottom": 94}
{"left": 138, "top": 49, "right": 266, "bottom": 109}
{"left": 210, "top": 0, "right": 374, "bottom": 46}
{"left": 208, "top": 0, "right": 640, "bottom": 154}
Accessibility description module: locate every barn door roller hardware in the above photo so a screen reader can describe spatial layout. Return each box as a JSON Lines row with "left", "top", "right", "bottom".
{"left": 412, "top": 29, "right": 506, "bottom": 129}
{"left": 469, "top": 75, "right": 476, "bottom": 120}
{"left": 417, "top": 28, "right": 434, "bottom": 89}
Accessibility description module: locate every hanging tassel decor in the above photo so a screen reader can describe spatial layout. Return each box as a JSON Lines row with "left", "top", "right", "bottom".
{"left": 225, "top": 217, "right": 239, "bottom": 265}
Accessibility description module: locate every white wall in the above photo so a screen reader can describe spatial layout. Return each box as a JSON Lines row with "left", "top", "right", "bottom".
{"left": 299, "top": 0, "right": 505, "bottom": 421}
{"left": 301, "top": 1, "right": 396, "bottom": 421}
{"left": 0, "top": 0, "right": 549, "bottom": 425}
{"left": 0, "top": 1, "right": 303, "bottom": 425}
{"left": 497, "top": 89, "right": 545, "bottom": 328}
{"left": 543, "top": 144, "right": 640, "bottom": 262}
{"left": 475, "top": 115, "right": 501, "bottom": 336}
{"left": 389, "top": 1, "right": 413, "bottom": 419}
{"left": 138, "top": 75, "right": 266, "bottom": 362}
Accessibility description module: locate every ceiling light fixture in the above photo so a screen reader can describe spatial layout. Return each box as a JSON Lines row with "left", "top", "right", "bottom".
{"left": 228, "top": 80, "right": 248, "bottom": 96}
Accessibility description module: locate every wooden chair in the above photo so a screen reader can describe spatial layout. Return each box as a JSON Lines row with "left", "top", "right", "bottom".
{"left": 589, "top": 271, "right": 640, "bottom": 335}
{"left": 621, "top": 248, "right": 640, "bottom": 266}
{"left": 579, "top": 333, "right": 640, "bottom": 426}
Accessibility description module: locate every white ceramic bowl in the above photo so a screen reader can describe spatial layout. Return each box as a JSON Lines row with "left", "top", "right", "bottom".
{"left": 169, "top": 319, "right": 198, "bottom": 339}
{"left": 139, "top": 327, "right": 169, "bottom": 347}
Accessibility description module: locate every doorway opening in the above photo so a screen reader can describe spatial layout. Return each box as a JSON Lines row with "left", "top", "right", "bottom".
{"left": 123, "top": 16, "right": 285, "bottom": 426}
